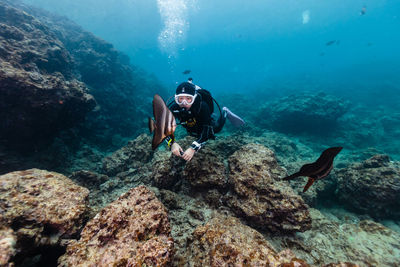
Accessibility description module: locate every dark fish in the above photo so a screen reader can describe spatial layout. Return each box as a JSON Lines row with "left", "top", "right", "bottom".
{"left": 182, "top": 70, "right": 191, "bottom": 74}
{"left": 148, "top": 94, "right": 177, "bottom": 150}
{"left": 319, "top": 52, "right": 325, "bottom": 56}
{"left": 326, "top": 40, "right": 337, "bottom": 46}
{"left": 360, "top": 6, "right": 366, "bottom": 15}
{"left": 282, "top": 147, "right": 343, "bottom": 192}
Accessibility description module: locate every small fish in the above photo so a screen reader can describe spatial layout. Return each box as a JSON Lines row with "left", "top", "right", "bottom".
{"left": 319, "top": 52, "right": 325, "bottom": 56}
{"left": 326, "top": 40, "right": 337, "bottom": 46}
{"left": 282, "top": 147, "right": 343, "bottom": 192}
{"left": 182, "top": 70, "right": 191, "bottom": 75}
{"left": 360, "top": 6, "right": 366, "bottom": 15}
{"left": 148, "top": 94, "right": 177, "bottom": 150}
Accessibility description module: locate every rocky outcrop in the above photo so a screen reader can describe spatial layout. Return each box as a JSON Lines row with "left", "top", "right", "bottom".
{"left": 258, "top": 92, "right": 349, "bottom": 135}
{"left": 0, "top": 169, "right": 89, "bottom": 262}
{"left": 0, "top": 226, "right": 17, "bottom": 267}
{"left": 59, "top": 185, "right": 174, "bottom": 266}
{"left": 183, "top": 147, "right": 227, "bottom": 189}
{"left": 12, "top": 0, "right": 168, "bottom": 141}
{"left": 278, "top": 208, "right": 400, "bottom": 266}
{"left": 0, "top": 0, "right": 168, "bottom": 177}
{"left": 102, "top": 134, "right": 153, "bottom": 176}
{"left": 151, "top": 150, "right": 186, "bottom": 189}
{"left": 0, "top": 1, "right": 95, "bottom": 146}
{"left": 225, "top": 144, "right": 312, "bottom": 233}
{"left": 184, "top": 214, "right": 309, "bottom": 266}
{"left": 335, "top": 154, "right": 400, "bottom": 219}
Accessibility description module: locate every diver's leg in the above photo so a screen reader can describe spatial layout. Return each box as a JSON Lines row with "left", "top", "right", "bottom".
{"left": 213, "top": 110, "right": 227, "bottom": 134}
{"left": 223, "top": 107, "right": 245, "bottom": 127}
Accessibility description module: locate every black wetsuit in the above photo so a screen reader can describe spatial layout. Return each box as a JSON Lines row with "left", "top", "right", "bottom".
{"left": 168, "top": 96, "right": 226, "bottom": 151}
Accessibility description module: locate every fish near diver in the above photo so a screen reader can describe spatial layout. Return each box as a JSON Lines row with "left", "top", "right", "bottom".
{"left": 282, "top": 147, "right": 343, "bottom": 192}
{"left": 148, "top": 94, "right": 177, "bottom": 150}
{"left": 149, "top": 79, "right": 245, "bottom": 161}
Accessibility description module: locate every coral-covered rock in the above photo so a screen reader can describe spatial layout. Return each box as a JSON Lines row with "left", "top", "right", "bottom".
{"left": 102, "top": 134, "right": 153, "bottom": 176}
{"left": 0, "top": 2, "right": 95, "bottom": 146}
{"left": 59, "top": 185, "right": 174, "bottom": 266}
{"left": 185, "top": 214, "right": 309, "bottom": 266}
{"left": 335, "top": 154, "right": 400, "bottom": 219}
{"left": 225, "top": 143, "right": 312, "bottom": 233}
{"left": 69, "top": 170, "right": 108, "bottom": 189}
{"left": 280, "top": 208, "right": 400, "bottom": 266}
{"left": 183, "top": 146, "right": 227, "bottom": 189}
{"left": 18, "top": 1, "right": 168, "bottom": 140}
{"left": 151, "top": 150, "right": 186, "bottom": 189}
{"left": 258, "top": 92, "right": 349, "bottom": 135}
{"left": 0, "top": 226, "right": 17, "bottom": 266}
{"left": 0, "top": 169, "right": 89, "bottom": 259}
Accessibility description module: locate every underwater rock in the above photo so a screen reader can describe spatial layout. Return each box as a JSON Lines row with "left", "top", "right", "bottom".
{"left": 335, "top": 154, "right": 400, "bottom": 219}
{"left": 13, "top": 0, "right": 168, "bottom": 143}
{"left": 258, "top": 92, "right": 349, "bottom": 135}
{"left": 156, "top": 189, "right": 219, "bottom": 266}
{"left": 102, "top": 134, "right": 153, "bottom": 176}
{"left": 183, "top": 146, "right": 227, "bottom": 189}
{"left": 69, "top": 170, "right": 108, "bottom": 189}
{"left": 0, "top": 169, "right": 89, "bottom": 262}
{"left": 0, "top": 226, "right": 17, "bottom": 266}
{"left": 0, "top": 2, "right": 96, "bottom": 147}
{"left": 184, "top": 214, "right": 309, "bottom": 266}
{"left": 58, "top": 185, "right": 174, "bottom": 266}
{"left": 278, "top": 208, "right": 400, "bottom": 266}
{"left": 151, "top": 150, "right": 185, "bottom": 189}
{"left": 225, "top": 143, "right": 312, "bottom": 233}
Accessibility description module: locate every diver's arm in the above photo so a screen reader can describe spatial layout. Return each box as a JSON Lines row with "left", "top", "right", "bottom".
{"left": 165, "top": 134, "right": 184, "bottom": 157}
{"left": 191, "top": 125, "right": 214, "bottom": 151}
{"left": 171, "top": 142, "right": 184, "bottom": 157}
{"left": 164, "top": 136, "right": 175, "bottom": 148}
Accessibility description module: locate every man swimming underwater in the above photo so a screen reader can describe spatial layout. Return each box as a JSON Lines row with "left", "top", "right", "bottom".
{"left": 165, "top": 80, "right": 245, "bottom": 161}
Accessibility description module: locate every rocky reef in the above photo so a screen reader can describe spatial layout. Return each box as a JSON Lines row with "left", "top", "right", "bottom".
{"left": 1, "top": 1, "right": 399, "bottom": 266}
{"left": 335, "top": 154, "right": 400, "bottom": 219}
{"left": 0, "top": 0, "right": 167, "bottom": 175}
{"left": 225, "top": 144, "right": 312, "bottom": 233}
{"left": 276, "top": 208, "right": 400, "bottom": 266}
{"left": 0, "top": 169, "right": 89, "bottom": 265}
{"left": 0, "top": 1, "right": 95, "bottom": 147}
{"left": 2, "top": 133, "right": 399, "bottom": 266}
{"left": 184, "top": 214, "right": 308, "bottom": 266}
{"left": 59, "top": 185, "right": 174, "bottom": 266}
{"left": 257, "top": 92, "right": 349, "bottom": 135}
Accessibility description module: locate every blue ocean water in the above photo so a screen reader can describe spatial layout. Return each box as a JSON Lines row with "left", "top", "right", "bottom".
{"left": 22, "top": 0, "right": 400, "bottom": 96}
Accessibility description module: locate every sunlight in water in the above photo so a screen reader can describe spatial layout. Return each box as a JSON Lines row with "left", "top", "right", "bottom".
{"left": 302, "top": 9, "right": 310, "bottom": 24}
{"left": 157, "top": 0, "right": 196, "bottom": 57}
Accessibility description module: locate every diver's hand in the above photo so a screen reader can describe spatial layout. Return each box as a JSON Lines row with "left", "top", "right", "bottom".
{"left": 182, "top": 147, "right": 195, "bottom": 161}
{"left": 171, "top": 142, "right": 184, "bottom": 157}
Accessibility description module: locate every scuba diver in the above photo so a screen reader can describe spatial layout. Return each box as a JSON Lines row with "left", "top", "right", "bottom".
{"left": 165, "top": 80, "right": 245, "bottom": 161}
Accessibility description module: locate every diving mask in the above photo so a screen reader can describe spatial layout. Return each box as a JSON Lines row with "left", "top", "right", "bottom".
{"left": 175, "top": 93, "right": 197, "bottom": 105}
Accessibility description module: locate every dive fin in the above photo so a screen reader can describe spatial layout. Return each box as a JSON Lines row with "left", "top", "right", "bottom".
{"left": 223, "top": 107, "right": 245, "bottom": 127}
{"left": 303, "top": 178, "right": 315, "bottom": 192}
